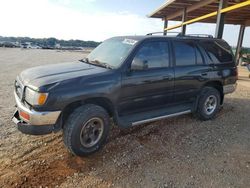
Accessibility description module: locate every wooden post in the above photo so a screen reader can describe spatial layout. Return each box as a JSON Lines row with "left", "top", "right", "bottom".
{"left": 163, "top": 20, "right": 168, "bottom": 35}
{"left": 215, "top": 0, "right": 228, "bottom": 38}
{"left": 181, "top": 7, "right": 187, "bottom": 35}
{"left": 235, "top": 25, "right": 245, "bottom": 65}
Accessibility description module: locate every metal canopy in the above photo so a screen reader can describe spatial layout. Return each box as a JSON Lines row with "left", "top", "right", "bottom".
{"left": 149, "top": 0, "right": 250, "bottom": 26}
{"left": 148, "top": 0, "right": 249, "bottom": 65}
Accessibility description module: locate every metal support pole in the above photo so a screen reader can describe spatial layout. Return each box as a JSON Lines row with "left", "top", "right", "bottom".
{"left": 181, "top": 7, "right": 187, "bottom": 35}
{"left": 235, "top": 25, "right": 245, "bottom": 65}
{"left": 215, "top": 0, "right": 228, "bottom": 38}
{"left": 163, "top": 20, "right": 168, "bottom": 35}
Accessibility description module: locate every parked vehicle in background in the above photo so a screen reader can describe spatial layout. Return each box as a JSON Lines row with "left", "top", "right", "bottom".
{"left": 0, "top": 42, "right": 18, "bottom": 48}
{"left": 20, "top": 42, "right": 42, "bottom": 49}
{"left": 12, "top": 34, "right": 237, "bottom": 156}
{"left": 240, "top": 55, "right": 250, "bottom": 66}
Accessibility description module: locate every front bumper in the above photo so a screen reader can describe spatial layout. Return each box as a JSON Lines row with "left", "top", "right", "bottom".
{"left": 223, "top": 83, "right": 237, "bottom": 94}
{"left": 12, "top": 92, "right": 61, "bottom": 135}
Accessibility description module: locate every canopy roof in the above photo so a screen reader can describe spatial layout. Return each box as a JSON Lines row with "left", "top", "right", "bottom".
{"left": 148, "top": 0, "right": 250, "bottom": 25}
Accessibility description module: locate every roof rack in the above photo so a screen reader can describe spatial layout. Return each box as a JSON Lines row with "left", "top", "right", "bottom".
{"left": 146, "top": 31, "right": 180, "bottom": 36}
{"left": 146, "top": 32, "right": 214, "bottom": 38}
{"left": 177, "top": 34, "right": 214, "bottom": 38}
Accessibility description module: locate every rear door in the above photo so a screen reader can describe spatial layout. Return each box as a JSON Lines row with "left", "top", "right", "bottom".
{"left": 172, "top": 39, "right": 212, "bottom": 103}
{"left": 198, "top": 40, "right": 237, "bottom": 85}
{"left": 118, "top": 39, "right": 174, "bottom": 115}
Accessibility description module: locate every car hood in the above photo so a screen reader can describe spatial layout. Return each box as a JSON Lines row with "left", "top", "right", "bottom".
{"left": 19, "top": 61, "right": 108, "bottom": 89}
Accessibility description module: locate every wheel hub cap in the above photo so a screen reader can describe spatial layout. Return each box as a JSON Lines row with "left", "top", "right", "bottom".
{"left": 204, "top": 95, "right": 217, "bottom": 115}
{"left": 80, "top": 117, "right": 104, "bottom": 148}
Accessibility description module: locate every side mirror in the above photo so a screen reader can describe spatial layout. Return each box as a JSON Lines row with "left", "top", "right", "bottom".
{"left": 131, "top": 58, "right": 148, "bottom": 71}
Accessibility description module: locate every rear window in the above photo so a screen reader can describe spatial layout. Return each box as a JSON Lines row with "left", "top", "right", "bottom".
{"left": 174, "top": 41, "right": 196, "bottom": 66}
{"left": 173, "top": 40, "right": 204, "bottom": 66}
{"left": 199, "top": 40, "right": 233, "bottom": 64}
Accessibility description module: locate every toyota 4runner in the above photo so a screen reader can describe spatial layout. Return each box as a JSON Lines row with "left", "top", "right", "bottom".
{"left": 12, "top": 34, "right": 237, "bottom": 156}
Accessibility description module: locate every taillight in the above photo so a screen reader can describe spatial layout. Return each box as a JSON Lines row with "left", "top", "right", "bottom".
{"left": 236, "top": 67, "right": 238, "bottom": 80}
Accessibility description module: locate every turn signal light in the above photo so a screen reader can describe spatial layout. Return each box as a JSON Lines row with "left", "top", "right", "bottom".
{"left": 20, "top": 111, "right": 30, "bottom": 121}
{"left": 38, "top": 93, "right": 48, "bottom": 105}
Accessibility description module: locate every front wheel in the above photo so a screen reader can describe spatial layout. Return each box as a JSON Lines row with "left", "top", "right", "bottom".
{"left": 196, "top": 87, "right": 221, "bottom": 121}
{"left": 63, "top": 104, "right": 110, "bottom": 156}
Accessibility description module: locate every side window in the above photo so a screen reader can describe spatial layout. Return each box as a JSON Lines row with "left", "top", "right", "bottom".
{"left": 199, "top": 40, "right": 233, "bottom": 64}
{"left": 174, "top": 41, "right": 196, "bottom": 66}
{"left": 131, "top": 41, "right": 169, "bottom": 70}
{"left": 195, "top": 46, "right": 204, "bottom": 65}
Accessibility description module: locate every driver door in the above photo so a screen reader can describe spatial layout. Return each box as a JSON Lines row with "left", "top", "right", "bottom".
{"left": 118, "top": 40, "right": 174, "bottom": 115}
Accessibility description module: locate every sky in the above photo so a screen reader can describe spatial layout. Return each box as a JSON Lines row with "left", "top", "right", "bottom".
{"left": 0, "top": 0, "right": 249, "bottom": 47}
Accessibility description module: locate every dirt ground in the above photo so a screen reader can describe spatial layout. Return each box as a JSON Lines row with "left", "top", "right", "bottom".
{"left": 0, "top": 48, "right": 250, "bottom": 188}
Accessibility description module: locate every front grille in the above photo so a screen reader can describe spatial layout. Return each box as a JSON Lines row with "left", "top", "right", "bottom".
{"left": 15, "top": 78, "right": 24, "bottom": 100}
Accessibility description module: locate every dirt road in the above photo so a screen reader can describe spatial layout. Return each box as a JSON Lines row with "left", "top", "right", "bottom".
{"left": 0, "top": 48, "right": 249, "bottom": 188}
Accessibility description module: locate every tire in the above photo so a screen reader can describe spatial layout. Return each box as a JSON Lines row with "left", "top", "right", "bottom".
{"left": 196, "top": 87, "right": 221, "bottom": 121}
{"left": 63, "top": 104, "right": 110, "bottom": 157}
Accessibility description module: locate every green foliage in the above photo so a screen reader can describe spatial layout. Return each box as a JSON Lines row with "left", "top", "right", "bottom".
{"left": 0, "top": 36, "right": 101, "bottom": 48}
{"left": 240, "top": 47, "right": 250, "bottom": 55}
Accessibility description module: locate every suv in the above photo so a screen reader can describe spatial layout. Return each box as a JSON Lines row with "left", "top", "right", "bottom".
{"left": 12, "top": 35, "right": 237, "bottom": 156}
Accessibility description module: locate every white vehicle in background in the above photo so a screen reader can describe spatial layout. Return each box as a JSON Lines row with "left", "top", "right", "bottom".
{"left": 20, "top": 42, "right": 41, "bottom": 49}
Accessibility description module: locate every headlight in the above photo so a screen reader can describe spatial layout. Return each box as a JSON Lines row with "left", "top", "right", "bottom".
{"left": 25, "top": 87, "right": 48, "bottom": 105}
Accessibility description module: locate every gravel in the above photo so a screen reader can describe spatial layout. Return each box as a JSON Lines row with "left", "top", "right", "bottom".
{"left": 0, "top": 48, "right": 250, "bottom": 188}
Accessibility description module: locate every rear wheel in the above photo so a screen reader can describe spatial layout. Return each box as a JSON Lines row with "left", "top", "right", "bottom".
{"left": 196, "top": 87, "right": 220, "bottom": 120}
{"left": 63, "top": 104, "right": 110, "bottom": 156}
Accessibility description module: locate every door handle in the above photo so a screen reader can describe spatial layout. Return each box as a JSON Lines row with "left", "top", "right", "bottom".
{"left": 201, "top": 73, "right": 208, "bottom": 76}
{"left": 163, "top": 76, "right": 172, "bottom": 80}
{"left": 144, "top": 80, "right": 152, "bottom": 83}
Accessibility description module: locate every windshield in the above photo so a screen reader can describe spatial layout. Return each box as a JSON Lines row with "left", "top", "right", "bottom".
{"left": 87, "top": 37, "right": 137, "bottom": 69}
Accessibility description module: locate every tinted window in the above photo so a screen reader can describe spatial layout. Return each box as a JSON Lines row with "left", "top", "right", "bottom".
{"left": 133, "top": 41, "right": 169, "bottom": 69}
{"left": 196, "top": 47, "right": 204, "bottom": 65}
{"left": 199, "top": 40, "right": 233, "bottom": 63}
{"left": 174, "top": 41, "right": 196, "bottom": 66}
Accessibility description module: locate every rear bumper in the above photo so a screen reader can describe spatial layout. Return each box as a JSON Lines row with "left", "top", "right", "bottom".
{"left": 12, "top": 92, "right": 61, "bottom": 135}
{"left": 223, "top": 83, "right": 237, "bottom": 94}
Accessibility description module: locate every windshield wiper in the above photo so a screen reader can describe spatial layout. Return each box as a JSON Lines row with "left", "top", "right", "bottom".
{"left": 79, "top": 58, "right": 89, "bottom": 64}
{"left": 90, "top": 59, "right": 114, "bottom": 69}
{"left": 80, "top": 58, "right": 113, "bottom": 69}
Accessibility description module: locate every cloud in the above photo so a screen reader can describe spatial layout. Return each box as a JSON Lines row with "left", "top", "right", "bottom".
{"left": 0, "top": 0, "right": 248, "bottom": 46}
{"left": 83, "top": 0, "right": 96, "bottom": 2}
{"left": 0, "top": 0, "right": 163, "bottom": 41}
